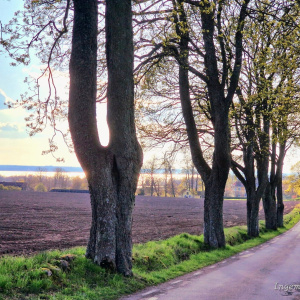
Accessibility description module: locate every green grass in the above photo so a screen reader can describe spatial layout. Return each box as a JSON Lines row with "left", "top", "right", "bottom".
{"left": 223, "top": 198, "right": 300, "bottom": 201}
{"left": 224, "top": 198, "right": 246, "bottom": 200}
{"left": 284, "top": 198, "right": 300, "bottom": 201}
{"left": 1, "top": 205, "right": 300, "bottom": 300}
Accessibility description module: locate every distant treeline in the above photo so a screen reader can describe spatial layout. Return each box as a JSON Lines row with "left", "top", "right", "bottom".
{"left": 50, "top": 189, "right": 89, "bottom": 193}
{"left": 0, "top": 165, "right": 83, "bottom": 172}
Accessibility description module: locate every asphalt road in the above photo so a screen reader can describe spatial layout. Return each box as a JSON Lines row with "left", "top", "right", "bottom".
{"left": 122, "top": 222, "right": 300, "bottom": 300}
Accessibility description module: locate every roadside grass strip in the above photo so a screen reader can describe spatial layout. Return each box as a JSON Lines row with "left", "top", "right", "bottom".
{"left": 0, "top": 204, "right": 299, "bottom": 300}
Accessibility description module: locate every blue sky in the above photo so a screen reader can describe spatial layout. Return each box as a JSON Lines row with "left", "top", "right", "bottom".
{"left": 0, "top": 1, "right": 81, "bottom": 167}
{"left": 0, "top": 0, "right": 25, "bottom": 99}
{"left": 0, "top": 1, "right": 109, "bottom": 167}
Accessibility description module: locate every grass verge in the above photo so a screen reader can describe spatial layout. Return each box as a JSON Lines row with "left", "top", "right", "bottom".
{"left": 1, "top": 204, "right": 300, "bottom": 300}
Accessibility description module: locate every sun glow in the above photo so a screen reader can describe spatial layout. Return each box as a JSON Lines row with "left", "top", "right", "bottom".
{"left": 97, "top": 102, "right": 109, "bottom": 146}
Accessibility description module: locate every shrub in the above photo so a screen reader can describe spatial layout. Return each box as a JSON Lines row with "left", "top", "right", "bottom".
{"left": 0, "top": 184, "right": 21, "bottom": 191}
{"left": 34, "top": 183, "right": 47, "bottom": 192}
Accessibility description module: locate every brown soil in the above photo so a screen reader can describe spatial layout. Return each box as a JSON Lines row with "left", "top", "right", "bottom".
{"left": 0, "top": 191, "right": 297, "bottom": 256}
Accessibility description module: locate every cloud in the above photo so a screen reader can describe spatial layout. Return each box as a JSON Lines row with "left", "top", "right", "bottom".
{"left": 0, "top": 89, "right": 13, "bottom": 110}
{"left": 0, "top": 123, "right": 19, "bottom": 132}
{"left": 0, "top": 94, "right": 6, "bottom": 110}
{"left": 0, "top": 122, "right": 27, "bottom": 139}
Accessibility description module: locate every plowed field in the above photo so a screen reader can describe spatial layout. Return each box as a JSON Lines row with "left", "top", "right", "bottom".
{"left": 0, "top": 191, "right": 297, "bottom": 256}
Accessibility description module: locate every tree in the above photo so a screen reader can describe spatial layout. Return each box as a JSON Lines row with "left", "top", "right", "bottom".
{"left": 134, "top": 0, "right": 251, "bottom": 247}
{"left": 232, "top": 0, "right": 300, "bottom": 232}
{"left": 34, "top": 182, "right": 47, "bottom": 192}
{"left": 143, "top": 156, "right": 160, "bottom": 196}
{"left": 68, "top": 0, "right": 142, "bottom": 276}
{"left": 53, "top": 167, "right": 69, "bottom": 188}
{"left": 71, "top": 176, "right": 87, "bottom": 190}
{"left": 254, "top": 2, "right": 300, "bottom": 230}
{"left": 162, "top": 151, "right": 177, "bottom": 197}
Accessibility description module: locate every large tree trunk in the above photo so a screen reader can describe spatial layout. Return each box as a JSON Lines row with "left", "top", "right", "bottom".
{"left": 204, "top": 175, "right": 226, "bottom": 247}
{"left": 277, "top": 173, "right": 284, "bottom": 227}
{"left": 262, "top": 182, "right": 277, "bottom": 230}
{"left": 276, "top": 142, "right": 286, "bottom": 228}
{"left": 246, "top": 188, "right": 260, "bottom": 237}
{"left": 244, "top": 145, "right": 260, "bottom": 237}
{"left": 261, "top": 139, "right": 286, "bottom": 230}
{"left": 202, "top": 107, "right": 230, "bottom": 247}
{"left": 245, "top": 141, "right": 267, "bottom": 237}
{"left": 68, "top": 0, "right": 142, "bottom": 276}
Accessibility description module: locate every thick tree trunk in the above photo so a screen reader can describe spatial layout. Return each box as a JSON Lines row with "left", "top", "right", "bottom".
{"left": 277, "top": 173, "right": 284, "bottom": 227}
{"left": 85, "top": 152, "right": 141, "bottom": 275}
{"left": 246, "top": 189, "right": 260, "bottom": 237}
{"left": 261, "top": 140, "right": 286, "bottom": 230}
{"left": 202, "top": 108, "right": 230, "bottom": 248}
{"left": 85, "top": 156, "right": 117, "bottom": 270}
{"left": 276, "top": 143, "right": 286, "bottom": 228}
{"left": 204, "top": 177, "right": 225, "bottom": 247}
{"left": 69, "top": 0, "right": 142, "bottom": 276}
{"left": 244, "top": 141, "right": 267, "bottom": 237}
{"left": 262, "top": 182, "right": 277, "bottom": 230}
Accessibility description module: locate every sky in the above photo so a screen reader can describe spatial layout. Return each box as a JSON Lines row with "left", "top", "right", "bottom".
{"left": 0, "top": 0, "right": 109, "bottom": 168}
{"left": 0, "top": 1, "right": 298, "bottom": 173}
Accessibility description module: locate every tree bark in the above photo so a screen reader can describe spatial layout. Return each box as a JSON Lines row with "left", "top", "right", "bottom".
{"left": 277, "top": 172, "right": 284, "bottom": 227}
{"left": 68, "top": 0, "right": 142, "bottom": 276}
{"left": 244, "top": 142, "right": 260, "bottom": 237}
{"left": 245, "top": 161, "right": 268, "bottom": 236}
{"left": 247, "top": 193, "right": 260, "bottom": 237}
{"left": 204, "top": 175, "right": 226, "bottom": 247}
{"left": 244, "top": 149, "right": 260, "bottom": 237}
{"left": 276, "top": 143, "right": 286, "bottom": 227}
{"left": 258, "top": 146, "right": 276, "bottom": 231}
{"left": 262, "top": 182, "right": 277, "bottom": 230}
{"left": 232, "top": 162, "right": 264, "bottom": 238}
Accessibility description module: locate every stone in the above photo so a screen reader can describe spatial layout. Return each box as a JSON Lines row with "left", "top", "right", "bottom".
{"left": 41, "top": 268, "right": 52, "bottom": 277}
{"left": 60, "top": 259, "right": 69, "bottom": 271}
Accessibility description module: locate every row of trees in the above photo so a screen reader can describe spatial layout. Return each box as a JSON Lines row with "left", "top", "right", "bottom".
{"left": 0, "top": 170, "right": 88, "bottom": 192}
{"left": 1, "top": 0, "right": 299, "bottom": 275}
{"left": 140, "top": 151, "right": 204, "bottom": 197}
{"left": 135, "top": 0, "right": 300, "bottom": 240}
